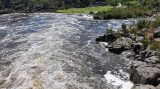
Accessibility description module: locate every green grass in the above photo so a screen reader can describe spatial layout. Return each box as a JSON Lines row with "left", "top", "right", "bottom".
{"left": 56, "top": 6, "right": 113, "bottom": 14}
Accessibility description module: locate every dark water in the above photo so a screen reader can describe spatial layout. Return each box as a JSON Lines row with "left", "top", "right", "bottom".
{"left": 0, "top": 13, "right": 136, "bottom": 89}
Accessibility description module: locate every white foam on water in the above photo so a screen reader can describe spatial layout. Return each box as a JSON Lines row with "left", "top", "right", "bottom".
{"left": 101, "top": 42, "right": 108, "bottom": 51}
{"left": 104, "top": 71, "right": 133, "bottom": 89}
{"left": 0, "top": 13, "right": 137, "bottom": 89}
{"left": 0, "top": 26, "right": 7, "bottom": 29}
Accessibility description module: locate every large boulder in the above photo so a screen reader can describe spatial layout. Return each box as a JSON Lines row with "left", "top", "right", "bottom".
{"left": 130, "top": 61, "right": 160, "bottom": 86}
{"left": 132, "top": 84, "right": 156, "bottom": 89}
{"left": 154, "top": 27, "right": 160, "bottom": 38}
{"left": 156, "top": 84, "right": 160, "bottom": 89}
{"left": 107, "top": 37, "right": 133, "bottom": 54}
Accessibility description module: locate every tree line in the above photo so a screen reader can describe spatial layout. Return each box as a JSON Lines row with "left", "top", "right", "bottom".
{"left": 0, "top": 0, "right": 105, "bottom": 13}
{"left": 0, "top": 0, "right": 159, "bottom": 13}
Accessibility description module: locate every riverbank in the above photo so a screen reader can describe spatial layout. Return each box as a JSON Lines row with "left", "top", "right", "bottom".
{"left": 96, "top": 16, "right": 160, "bottom": 89}
{"left": 56, "top": 6, "right": 113, "bottom": 14}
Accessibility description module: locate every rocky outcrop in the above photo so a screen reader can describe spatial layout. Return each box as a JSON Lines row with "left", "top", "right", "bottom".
{"left": 96, "top": 27, "right": 160, "bottom": 88}
{"left": 130, "top": 48, "right": 160, "bottom": 87}
{"left": 106, "top": 37, "right": 132, "bottom": 54}
{"left": 154, "top": 27, "right": 160, "bottom": 38}
{"left": 134, "top": 49, "right": 157, "bottom": 61}
{"left": 130, "top": 61, "right": 160, "bottom": 86}
{"left": 156, "top": 84, "right": 160, "bottom": 89}
{"left": 132, "top": 84, "right": 156, "bottom": 89}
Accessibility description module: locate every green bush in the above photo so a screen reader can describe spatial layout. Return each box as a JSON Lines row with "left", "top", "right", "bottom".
{"left": 153, "top": 16, "right": 160, "bottom": 28}
{"left": 93, "top": 6, "right": 154, "bottom": 20}
{"left": 150, "top": 42, "right": 160, "bottom": 51}
{"left": 122, "top": 23, "right": 129, "bottom": 36}
{"left": 137, "top": 20, "right": 151, "bottom": 30}
{"left": 89, "top": 11, "right": 94, "bottom": 15}
{"left": 129, "top": 26, "right": 138, "bottom": 34}
{"left": 141, "top": 36, "right": 150, "bottom": 48}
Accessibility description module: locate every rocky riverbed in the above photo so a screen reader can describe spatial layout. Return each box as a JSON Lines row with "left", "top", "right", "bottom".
{"left": 96, "top": 24, "right": 160, "bottom": 89}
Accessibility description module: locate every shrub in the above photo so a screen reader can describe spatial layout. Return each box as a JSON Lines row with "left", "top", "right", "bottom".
{"left": 129, "top": 27, "right": 138, "bottom": 34}
{"left": 93, "top": 6, "right": 154, "bottom": 20}
{"left": 150, "top": 41, "right": 160, "bottom": 51}
{"left": 137, "top": 20, "right": 152, "bottom": 30}
{"left": 89, "top": 11, "right": 94, "bottom": 15}
{"left": 121, "top": 23, "right": 129, "bottom": 36}
{"left": 141, "top": 36, "right": 150, "bottom": 48}
{"left": 122, "top": 23, "right": 127, "bottom": 31}
{"left": 107, "top": 28, "right": 114, "bottom": 33}
{"left": 153, "top": 16, "right": 160, "bottom": 28}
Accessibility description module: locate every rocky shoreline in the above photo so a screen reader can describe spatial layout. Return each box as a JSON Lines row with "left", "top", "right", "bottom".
{"left": 96, "top": 26, "right": 160, "bottom": 89}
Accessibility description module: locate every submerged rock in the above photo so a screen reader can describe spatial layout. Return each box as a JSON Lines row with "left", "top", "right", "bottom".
{"left": 96, "top": 35, "right": 106, "bottom": 42}
{"left": 96, "top": 32, "right": 123, "bottom": 42}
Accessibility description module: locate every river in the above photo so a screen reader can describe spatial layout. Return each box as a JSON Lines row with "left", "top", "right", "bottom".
{"left": 0, "top": 13, "right": 136, "bottom": 89}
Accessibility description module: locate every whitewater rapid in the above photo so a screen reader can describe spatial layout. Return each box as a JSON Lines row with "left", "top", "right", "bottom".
{"left": 0, "top": 13, "right": 136, "bottom": 89}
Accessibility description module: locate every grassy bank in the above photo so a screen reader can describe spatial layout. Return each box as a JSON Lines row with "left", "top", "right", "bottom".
{"left": 93, "top": 6, "right": 158, "bottom": 20}
{"left": 125, "top": 16, "right": 160, "bottom": 50}
{"left": 56, "top": 6, "right": 113, "bottom": 14}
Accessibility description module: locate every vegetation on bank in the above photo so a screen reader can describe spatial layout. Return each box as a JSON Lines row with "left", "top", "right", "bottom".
{"left": 0, "top": 0, "right": 105, "bottom": 13}
{"left": 0, "top": 0, "right": 129, "bottom": 14}
{"left": 93, "top": 0, "right": 160, "bottom": 20}
{"left": 123, "top": 16, "right": 160, "bottom": 50}
{"left": 93, "top": 6, "right": 156, "bottom": 20}
{"left": 56, "top": 6, "right": 113, "bottom": 14}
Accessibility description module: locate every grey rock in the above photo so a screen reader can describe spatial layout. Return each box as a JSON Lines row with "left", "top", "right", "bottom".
{"left": 140, "top": 28, "right": 148, "bottom": 36}
{"left": 114, "top": 37, "right": 132, "bottom": 47}
{"left": 131, "top": 61, "right": 147, "bottom": 68}
{"left": 132, "top": 84, "right": 156, "bottom": 89}
{"left": 157, "top": 78, "right": 160, "bottom": 84}
{"left": 154, "top": 27, "right": 160, "bottom": 38}
{"left": 145, "top": 56, "right": 160, "bottom": 64}
{"left": 154, "top": 38, "right": 160, "bottom": 42}
{"left": 108, "top": 44, "right": 124, "bottom": 54}
{"left": 130, "top": 61, "right": 160, "bottom": 86}
{"left": 156, "top": 84, "right": 160, "bottom": 89}
{"left": 96, "top": 32, "right": 121, "bottom": 42}
{"left": 107, "top": 37, "right": 133, "bottom": 54}
{"left": 138, "top": 49, "right": 157, "bottom": 61}
{"left": 129, "top": 34, "right": 136, "bottom": 40}
{"left": 136, "top": 36, "right": 144, "bottom": 42}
